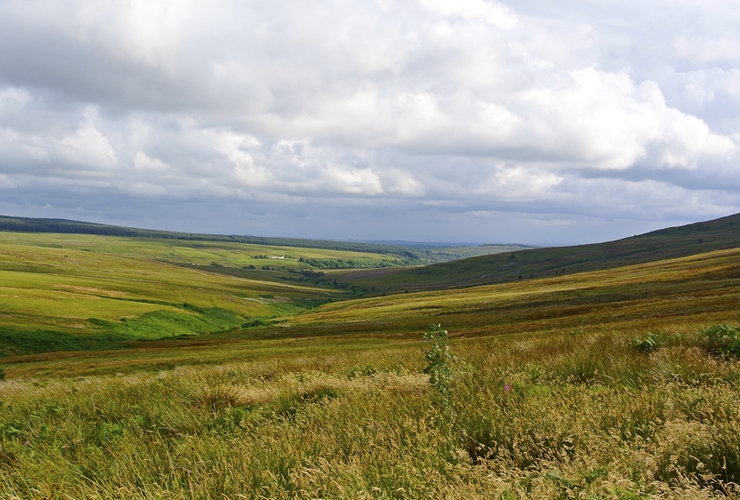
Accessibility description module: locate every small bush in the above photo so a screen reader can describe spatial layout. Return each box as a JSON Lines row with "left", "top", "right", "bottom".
{"left": 699, "top": 324, "right": 740, "bottom": 356}
{"left": 632, "top": 331, "right": 669, "bottom": 352}
{"left": 190, "top": 384, "right": 244, "bottom": 409}
{"left": 241, "top": 318, "right": 275, "bottom": 329}
{"left": 422, "top": 324, "right": 456, "bottom": 404}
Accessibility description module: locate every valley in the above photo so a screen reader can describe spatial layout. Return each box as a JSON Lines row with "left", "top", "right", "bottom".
{"left": 1, "top": 215, "right": 739, "bottom": 498}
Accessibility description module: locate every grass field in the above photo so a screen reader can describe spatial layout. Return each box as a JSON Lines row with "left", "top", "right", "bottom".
{"left": 282, "top": 247, "right": 740, "bottom": 340}
{"left": 2, "top": 324, "right": 740, "bottom": 498}
{"left": 0, "top": 215, "right": 534, "bottom": 265}
{"left": 333, "top": 212, "right": 740, "bottom": 293}
{"left": 0, "top": 234, "right": 351, "bottom": 356}
{"left": 5, "top": 245, "right": 740, "bottom": 379}
{"left": 2, "top": 225, "right": 740, "bottom": 498}
{"left": 0, "top": 231, "right": 539, "bottom": 358}
{"left": 0, "top": 231, "right": 403, "bottom": 270}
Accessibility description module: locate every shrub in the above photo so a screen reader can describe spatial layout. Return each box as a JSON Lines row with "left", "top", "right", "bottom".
{"left": 422, "top": 324, "right": 456, "bottom": 404}
{"left": 699, "top": 324, "right": 740, "bottom": 356}
{"left": 632, "top": 331, "right": 669, "bottom": 353}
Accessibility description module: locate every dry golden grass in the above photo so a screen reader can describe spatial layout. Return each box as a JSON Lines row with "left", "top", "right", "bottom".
{"left": 3, "top": 242, "right": 740, "bottom": 497}
{"left": 2, "top": 325, "right": 740, "bottom": 499}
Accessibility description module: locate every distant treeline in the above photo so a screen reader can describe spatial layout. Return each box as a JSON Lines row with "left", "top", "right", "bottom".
{"left": 298, "top": 257, "right": 398, "bottom": 269}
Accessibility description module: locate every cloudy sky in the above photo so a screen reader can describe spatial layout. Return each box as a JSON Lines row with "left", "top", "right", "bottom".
{"left": 1, "top": 0, "right": 739, "bottom": 245}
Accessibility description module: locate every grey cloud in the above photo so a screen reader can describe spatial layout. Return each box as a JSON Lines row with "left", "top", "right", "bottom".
{"left": 0, "top": 0, "right": 739, "bottom": 244}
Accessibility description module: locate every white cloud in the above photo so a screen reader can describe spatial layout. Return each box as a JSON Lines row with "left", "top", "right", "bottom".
{"left": 673, "top": 35, "right": 740, "bottom": 67}
{"left": 216, "top": 132, "right": 270, "bottom": 188}
{"left": 0, "top": 87, "right": 32, "bottom": 112}
{"left": 322, "top": 165, "right": 383, "bottom": 195}
{"left": 0, "top": 100, "right": 118, "bottom": 173}
{"left": 418, "top": 0, "right": 519, "bottom": 29}
{"left": 54, "top": 119, "right": 117, "bottom": 170}
{"left": 133, "top": 152, "right": 168, "bottom": 172}
{"left": 666, "top": 68, "right": 740, "bottom": 136}
{"left": 384, "top": 169, "right": 424, "bottom": 196}
{"left": 480, "top": 166, "right": 563, "bottom": 200}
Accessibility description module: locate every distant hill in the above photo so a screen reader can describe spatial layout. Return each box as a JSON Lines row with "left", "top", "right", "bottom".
{"left": 0, "top": 215, "right": 526, "bottom": 265}
{"left": 337, "top": 212, "right": 740, "bottom": 292}
{"left": 0, "top": 215, "right": 429, "bottom": 257}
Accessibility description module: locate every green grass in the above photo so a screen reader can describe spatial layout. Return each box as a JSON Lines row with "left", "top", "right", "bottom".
{"left": 0, "top": 215, "right": 533, "bottom": 265}
{"left": 280, "top": 247, "right": 740, "bottom": 340}
{"left": 4, "top": 245, "right": 740, "bottom": 377}
{"left": 88, "top": 305, "right": 244, "bottom": 339}
{"left": 0, "top": 237, "right": 345, "bottom": 355}
{"left": 0, "top": 215, "right": 425, "bottom": 257}
{"left": 2, "top": 229, "right": 542, "bottom": 356}
{"left": 0, "top": 231, "right": 403, "bottom": 269}
{"left": 2, "top": 221, "right": 740, "bottom": 497}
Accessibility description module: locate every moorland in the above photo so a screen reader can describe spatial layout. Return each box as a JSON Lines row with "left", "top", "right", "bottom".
{"left": 1, "top": 215, "right": 740, "bottom": 498}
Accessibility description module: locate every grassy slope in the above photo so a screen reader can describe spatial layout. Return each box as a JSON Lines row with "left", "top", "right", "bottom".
{"left": 334, "top": 212, "right": 740, "bottom": 292}
{"left": 0, "top": 231, "right": 400, "bottom": 269}
{"left": 0, "top": 234, "right": 347, "bottom": 356}
{"left": 416, "top": 243, "right": 535, "bottom": 263}
{"left": 0, "top": 231, "right": 540, "bottom": 358}
{"left": 0, "top": 215, "right": 533, "bottom": 264}
{"left": 4, "top": 245, "right": 740, "bottom": 378}
{"left": 0, "top": 215, "right": 420, "bottom": 256}
{"left": 2, "top": 226, "right": 740, "bottom": 497}
{"left": 280, "top": 246, "right": 740, "bottom": 338}
{"left": 2, "top": 248, "right": 740, "bottom": 497}
{"left": 2, "top": 211, "right": 740, "bottom": 358}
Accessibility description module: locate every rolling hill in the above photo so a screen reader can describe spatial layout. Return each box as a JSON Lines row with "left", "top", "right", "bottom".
{"left": 0, "top": 232, "right": 353, "bottom": 356}
{"left": 0, "top": 215, "right": 531, "bottom": 265}
{"left": 1, "top": 212, "right": 739, "bottom": 356}
{"left": 334, "top": 212, "right": 740, "bottom": 292}
{"left": 3, "top": 214, "right": 740, "bottom": 498}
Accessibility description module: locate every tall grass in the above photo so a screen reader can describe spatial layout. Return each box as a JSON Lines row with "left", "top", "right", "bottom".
{"left": 1, "top": 326, "right": 739, "bottom": 498}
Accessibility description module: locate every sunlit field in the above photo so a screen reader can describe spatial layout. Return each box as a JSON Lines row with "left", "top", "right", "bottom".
{"left": 286, "top": 247, "right": 740, "bottom": 339}
{"left": 2, "top": 326, "right": 740, "bottom": 498}
{"left": 2, "top": 233, "right": 740, "bottom": 498}
{"left": 0, "top": 231, "right": 403, "bottom": 269}
{"left": 0, "top": 235, "right": 348, "bottom": 356}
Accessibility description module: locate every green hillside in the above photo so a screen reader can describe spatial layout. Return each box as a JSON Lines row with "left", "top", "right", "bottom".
{"left": 3, "top": 218, "right": 740, "bottom": 498}
{"left": 280, "top": 246, "right": 740, "bottom": 339}
{"left": 0, "top": 215, "right": 418, "bottom": 257}
{"left": 7, "top": 242, "right": 740, "bottom": 378}
{"left": 0, "top": 229, "right": 527, "bottom": 357}
{"left": 335, "top": 212, "right": 740, "bottom": 292}
{"left": 0, "top": 234, "right": 346, "bottom": 356}
{"left": 2, "top": 212, "right": 739, "bottom": 358}
{"left": 0, "top": 215, "right": 530, "bottom": 265}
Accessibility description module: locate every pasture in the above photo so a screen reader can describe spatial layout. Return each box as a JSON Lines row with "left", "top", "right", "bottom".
{"left": 0, "top": 233, "right": 350, "bottom": 356}
{"left": 1, "top": 230, "right": 740, "bottom": 498}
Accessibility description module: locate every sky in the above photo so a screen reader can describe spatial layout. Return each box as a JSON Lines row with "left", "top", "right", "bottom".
{"left": 1, "top": 0, "right": 739, "bottom": 246}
